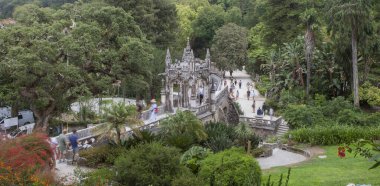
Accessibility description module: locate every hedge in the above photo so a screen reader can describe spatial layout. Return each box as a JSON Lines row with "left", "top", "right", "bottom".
{"left": 288, "top": 125, "right": 380, "bottom": 145}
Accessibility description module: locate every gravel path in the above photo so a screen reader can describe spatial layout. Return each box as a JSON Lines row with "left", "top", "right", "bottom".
{"left": 55, "top": 160, "right": 94, "bottom": 185}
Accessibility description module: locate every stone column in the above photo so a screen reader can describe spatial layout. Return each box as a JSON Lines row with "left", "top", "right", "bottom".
{"left": 179, "top": 82, "right": 183, "bottom": 108}
{"left": 161, "top": 79, "right": 166, "bottom": 108}
{"left": 169, "top": 83, "right": 174, "bottom": 112}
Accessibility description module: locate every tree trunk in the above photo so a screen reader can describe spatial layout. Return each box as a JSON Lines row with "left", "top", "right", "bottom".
{"left": 305, "top": 23, "right": 315, "bottom": 99}
{"left": 32, "top": 101, "right": 56, "bottom": 132}
{"left": 351, "top": 23, "right": 360, "bottom": 107}
{"left": 296, "top": 60, "right": 304, "bottom": 87}
{"left": 116, "top": 126, "right": 122, "bottom": 145}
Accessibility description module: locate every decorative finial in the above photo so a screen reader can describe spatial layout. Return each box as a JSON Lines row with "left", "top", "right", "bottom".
{"left": 206, "top": 48, "right": 210, "bottom": 59}
{"left": 186, "top": 37, "right": 190, "bottom": 49}
{"left": 165, "top": 48, "right": 171, "bottom": 66}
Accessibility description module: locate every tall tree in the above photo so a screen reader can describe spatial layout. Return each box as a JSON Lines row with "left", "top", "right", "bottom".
{"left": 300, "top": 4, "right": 317, "bottom": 99}
{"left": 328, "top": 0, "right": 373, "bottom": 107}
{"left": 192, "top": 5, "right": 225, "bottom": 54}
{"left": 211, "top": 23, "right": 248, "bottom": 72}
{"left": 105, "top": 0, "right": 178, "bottom": 48}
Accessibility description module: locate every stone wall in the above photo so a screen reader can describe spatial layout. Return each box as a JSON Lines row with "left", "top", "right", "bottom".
{"left": 226, "top": 98, "right": 240, "bottom": 125}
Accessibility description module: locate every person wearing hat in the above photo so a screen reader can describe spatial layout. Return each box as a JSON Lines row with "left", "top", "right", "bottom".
{"left": 149, "top": 99, "right": 158, "bottom": 121}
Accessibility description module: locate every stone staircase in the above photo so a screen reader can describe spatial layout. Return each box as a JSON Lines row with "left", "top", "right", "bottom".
{"left": 276, "top": 119, "right": 289, "bottom": 137}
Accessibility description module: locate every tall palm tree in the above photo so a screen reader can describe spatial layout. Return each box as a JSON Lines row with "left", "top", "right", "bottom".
{"left": 283, "top": 37, "right": 305, "bottom": 87}
{"left": 102, "top": 102, "right": 142, "bottom": 145}
{"left": 301, "top": 5, "right": 318, "bottom": 99}
{"left": 328, "top": 0, "right": 373, "bottom": 107}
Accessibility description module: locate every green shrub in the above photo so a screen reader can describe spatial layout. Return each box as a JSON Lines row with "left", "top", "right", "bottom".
{"left": 114, "top": 142, "right": 183, "bottom": 185}
{"left": 364, "top": 112, "right": 380, "bottom": 126}
{"left": 203, "top": 122, "right": 235, "bottom": 152}
{"left": 199, "top": 147, "right": 261, "bottom": 185}
{"left": 159, "top": 111, "right": 207, "bottom": 150}
{"left": 251, "top": 147, "right": 266, "bottom": 158}
{"left": 359, "top": 82, "right": 380, "bottom": 106}
{"left": 278, "top": 88, "right": 304, "bottom": 108}
{"left": 180, "top": 146, "right": 212, "bottom": 174}
{"left": 283, "top": 104, "right": 325, "bottom": 129}
{"left": 171, "top": 168, "right": 207, "bottom": 186}
{"left": 320, "top": 96, "right": 354, "bottom": 118}
{"left": 233, "top": 102, "right": 244, "bottom": 115}
{"left": 288, "top": 125, "right": 380, "bottom": 145}
{"left": 79, "top": 145, "right": 127, "bottom": 167}
{"left": 337, "top": 109, "right": 365, "bottom": 126}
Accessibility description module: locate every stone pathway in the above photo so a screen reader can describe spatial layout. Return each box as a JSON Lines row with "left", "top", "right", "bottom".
{"left": 257, "top": 148, "right": 308, "bottom": 169}
{"left": 55, "top": 160, "right": 94, "bottom": 185}
{"left": 226, "top": 69, "right": 308, "bottom": 169}
{"left": 224, "top": 69, "right": 272, "bottom": 120}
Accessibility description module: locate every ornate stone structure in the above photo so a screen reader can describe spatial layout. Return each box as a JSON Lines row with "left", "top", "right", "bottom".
{"left": 161, "top": 39, "right": 214, "bottom": 112}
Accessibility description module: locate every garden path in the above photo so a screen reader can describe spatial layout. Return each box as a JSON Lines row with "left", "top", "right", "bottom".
{"left": 226, "top": 69, "right": 308, "bottom": 169}
{"left": 257, "top": 148, "right": 308, "bottom": 169}
{"left": 224, "top": 69, "right": 272, "bottom": 119}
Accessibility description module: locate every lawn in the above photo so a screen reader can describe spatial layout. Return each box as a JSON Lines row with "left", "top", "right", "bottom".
{"left": 262, "top": 146, "right": 380, "bottom": 186}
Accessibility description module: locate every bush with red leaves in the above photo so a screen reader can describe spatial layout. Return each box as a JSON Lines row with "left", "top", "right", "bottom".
{"left": 0, "top": 133, "right": 55, "bottom": 185}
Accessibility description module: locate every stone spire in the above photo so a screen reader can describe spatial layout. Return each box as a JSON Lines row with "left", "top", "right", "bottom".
{"left": 205, "top": 48, "right": 211, "bottom": 68}
{"left": 182, "top": 37, "right": 193, "bottom": 63}
{"left": 165, "top": 48, "right": 171, "bottom": 67}
{"left": 186, "top": 37, "right": 190, "bottom": 50}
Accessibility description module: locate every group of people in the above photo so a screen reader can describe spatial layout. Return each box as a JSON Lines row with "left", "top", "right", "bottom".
{"left": 50, "top": 129, "right": 80, "bottom": 165}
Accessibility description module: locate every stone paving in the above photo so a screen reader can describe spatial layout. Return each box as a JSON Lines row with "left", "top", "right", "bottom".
{"left": 257, "top": 148, "right": 308, "bottom": 169}
{"left": 224, "top": 69, "right": 272, "bottom": 119}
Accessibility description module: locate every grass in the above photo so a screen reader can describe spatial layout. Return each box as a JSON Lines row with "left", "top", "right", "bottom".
{"left": 262, "top": 146, "right": 380, "bottom": 186}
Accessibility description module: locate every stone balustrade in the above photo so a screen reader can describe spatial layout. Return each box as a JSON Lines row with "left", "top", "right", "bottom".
{"left": 239, "top": 116, "right": 282, "bottom": 130}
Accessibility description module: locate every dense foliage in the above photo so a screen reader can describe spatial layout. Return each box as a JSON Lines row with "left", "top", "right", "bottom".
{"left": 199, "top": 147, "right": 261, "bottom": 186}
{"left": 288, "top": 125, "right": 380, "bottom": 145}
{"left": 113, "top": 142, "right": 183, "bottom": 185}
{"left": 159, "top": 111, "right": 207, "bottom": 150}
{"left": 0, "top": 133, "right": 55, "bottom": 185}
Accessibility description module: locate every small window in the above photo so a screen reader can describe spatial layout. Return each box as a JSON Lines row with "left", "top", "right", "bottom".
{"left": 18, "top": 115, "right": 23, "bottom": 119}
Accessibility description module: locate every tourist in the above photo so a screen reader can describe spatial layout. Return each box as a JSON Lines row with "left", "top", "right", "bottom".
{"left": 236, "top": 90, "right": 239, "bottom": 100}
{"left": 69, "top": 129, "right": 79, "bottom": 164}
{"left": 257, "top": 107, "right": 263, "bottom": 116}
{"left": 234, "top": 79, "right": 237, "bottom": 86}
{"left": 57, "top": 130, "right": 68, "bottom": 163}
{"left": 149, "top": 99, "right": 158, "bottom": 121}
{"left": 239, "top": 80, "right": 242, "bottom": 89}
{"left": 246, "top": 82, "right": 250, "bottom": 88}
{"left": 251, "top": 90, "right": 255, "bottom": 98}
{"left": 198, "top": 86, "right": 204, "bottom": 105}
{"left": 247, "top": 89, "right": 251, "bottom": 100}
{"left": 252, "top": 99, "right": 255, "bottom": 113}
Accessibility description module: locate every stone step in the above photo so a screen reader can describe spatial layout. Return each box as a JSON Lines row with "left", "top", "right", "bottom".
{"left": 278, "top": 125, "right": 289, "bottom": 129}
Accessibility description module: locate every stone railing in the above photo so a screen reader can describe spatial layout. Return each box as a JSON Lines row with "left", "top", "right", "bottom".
{"left": 215, "top": 86, "right": 228, "bottom": 105}
{"left": 196, "top": 103, "right": 210, "bottom": 115}
{"left": 239, "top": 116, "right": 282, "bottom": 130}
